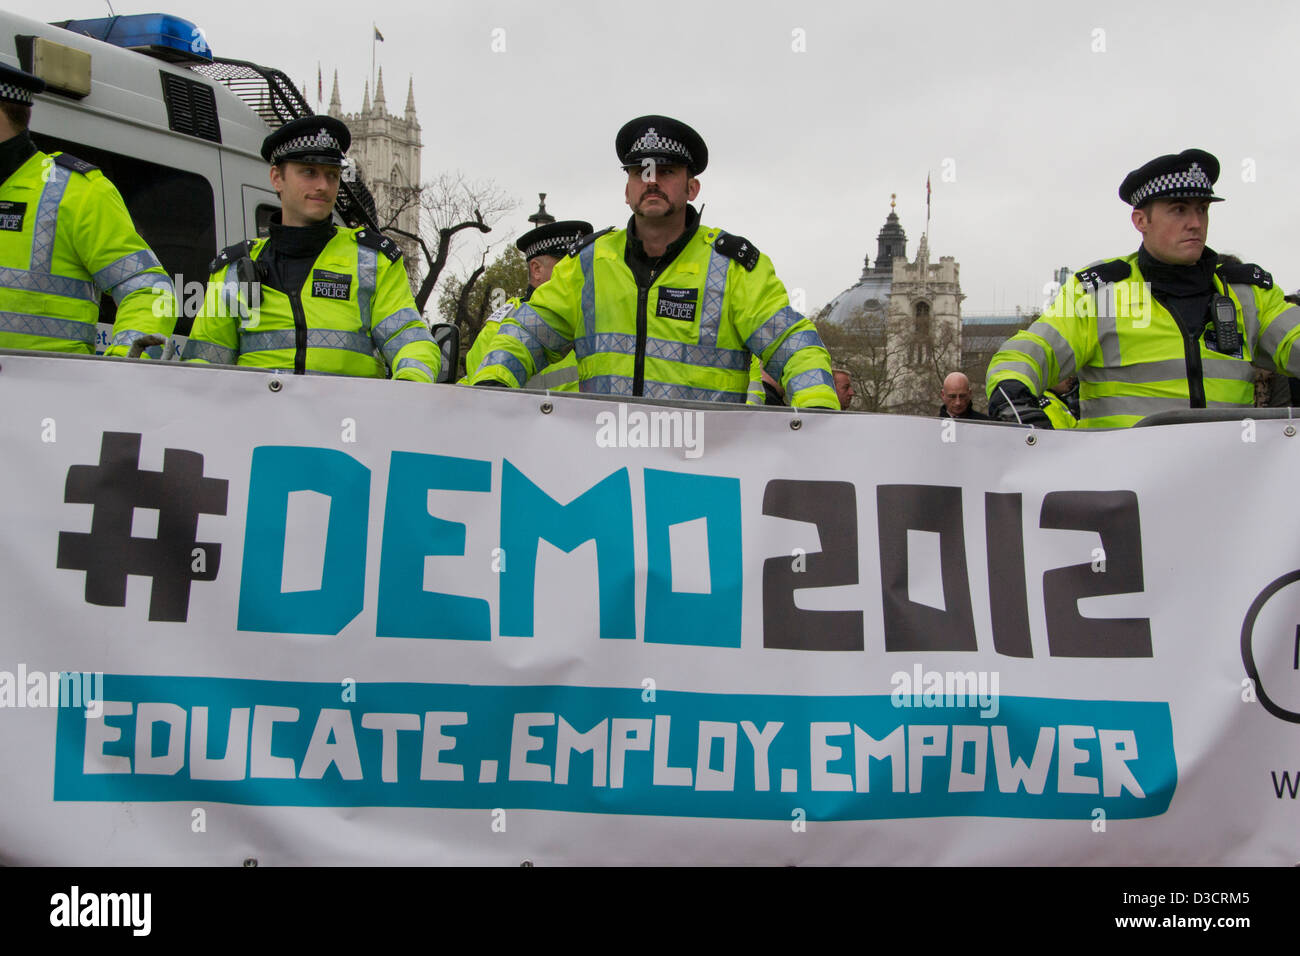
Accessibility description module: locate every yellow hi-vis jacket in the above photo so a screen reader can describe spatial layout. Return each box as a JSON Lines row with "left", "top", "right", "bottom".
{"left": 461, "top": 296, "right": 578, "bottom": 390}
{"left": 0, "top": 149, "right": 176, "bottom": 356}
{"left": 987, "top": 253, "right": 1300, "bottom": 428}
{"left": 184, "top": 226, "right": 441, "bottom": 382}
{"left": 470, "top": 224, "right": 838, "bottom": 408}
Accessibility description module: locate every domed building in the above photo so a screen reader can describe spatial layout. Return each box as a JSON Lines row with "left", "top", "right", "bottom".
{"left": 818, "top": 196, "right": 964, "bottom": 414}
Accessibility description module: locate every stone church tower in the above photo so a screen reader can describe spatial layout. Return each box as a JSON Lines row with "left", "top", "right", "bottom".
{"left": 328, "top": 68, "right": 422, "bottom": 264}
{"left": 820, "top": 197, "right": 964, "bottom": 414}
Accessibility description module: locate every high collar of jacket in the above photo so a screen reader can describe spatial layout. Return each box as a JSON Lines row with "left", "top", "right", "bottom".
{"left": 0, "top": 131, "right": 37, "bottom": 186}
{"left": 266, "top": 211, "right": 337, "bottom": 260}
{"left": 1137, "top": 243, "right": 1217, "bottom": 296}
{"left": 625, "top": 203, "right": 701, "bottom": 266}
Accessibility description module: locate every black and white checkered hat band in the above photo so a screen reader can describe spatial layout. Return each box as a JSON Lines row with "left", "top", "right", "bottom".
{"left": 1128, "top": 165, "right": 1214, "bottom": 205}
{"left": 271, "top": 130, "right": 343, "bottom": 162}
{"left": 627, "top": 128, "right": 692, "bottom": 165}
{"left": 523, "top": 235, "right": 580, "bottom": 258}
{"left": 0, "top": 81, "right": 33, "bottom": 104}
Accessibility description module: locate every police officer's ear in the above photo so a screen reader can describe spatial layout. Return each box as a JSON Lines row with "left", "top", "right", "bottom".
{"left": 1131, "top": 204, "right": 1150, "bottom": 237}
{"left": 687, "top": 176, "right": 701, "bottom": 202}
{"left": 269, "top": 162, "right": 284, "bottom": 198}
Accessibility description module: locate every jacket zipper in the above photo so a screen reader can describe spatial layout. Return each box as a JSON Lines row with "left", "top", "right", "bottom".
{"left": 289, "top": 290, "right": 308, "bottom": 375}
{"left": 632, "top": 270, "right": 654, "bottom": 396}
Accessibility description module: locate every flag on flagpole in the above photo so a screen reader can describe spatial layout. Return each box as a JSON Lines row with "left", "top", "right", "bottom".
{"left": 926, "top": 173, "right": 932, "bottom": 226}
{"left": 374, "top": 25, "right": 385, "bottom": 42}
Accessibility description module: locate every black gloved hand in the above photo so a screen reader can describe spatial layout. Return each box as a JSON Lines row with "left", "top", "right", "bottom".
{"left": 987, "top": 381, "right": 1053, "bottom": 428}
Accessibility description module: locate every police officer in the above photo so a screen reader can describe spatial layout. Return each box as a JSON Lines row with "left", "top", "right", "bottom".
{"left": 0, "top": 63, "right": 176, "bottom": 357}
{"left": 184, "top": 115, "right": 441, "bottom": 381}
{"left": 987, "top": 148, "right": 1300, "bottom": 428}
{"left": 471, "top": 115, "right": 838, "bottom": 408}
{"left": 461, "top": 217, "right": 592, "bottom": 389}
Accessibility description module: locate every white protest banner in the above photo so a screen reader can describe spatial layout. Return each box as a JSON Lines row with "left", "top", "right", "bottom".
{"left": 0, "top": 352, "right": 1296, "bottom": 864}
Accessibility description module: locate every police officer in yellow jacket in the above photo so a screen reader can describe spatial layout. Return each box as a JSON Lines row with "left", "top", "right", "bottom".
{"left": 184, "top": 116, "right": 440, "bottom": 382}
{"left": 987, "top": 148, "right": 1300, "bottom": 428}
{"left": 0, "top": 64, "right": 176, "bottom": 357}
{"left": 461, "top": 215, "right": 592, "bottom": 389}
{"left": 471, "top": 115, "right": 838, "bottom": 408}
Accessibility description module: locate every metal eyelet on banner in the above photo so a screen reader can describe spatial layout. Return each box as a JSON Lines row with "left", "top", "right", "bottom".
{"left": 243, "top": 858, "right": 258, "bottom": 867}
{"left": 790, "top": 418, "right": 802, "bottom": 430}
{"left": 539, "top": 401, "right": 553, "bottom": 414}
{"left": 520, "top": 860, "right": 533, "bottom": 867}
{"left": 267, "top": 379, "right": 282, "bottom": 393}
{"left": 1025, "top": 432, "right": 1037, "bottom": 446}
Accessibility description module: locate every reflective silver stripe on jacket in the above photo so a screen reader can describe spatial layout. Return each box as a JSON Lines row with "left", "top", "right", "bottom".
{"left": 1081, "top": 394, "right": 1244, "bottom": 420}
{"left": 509, "top": 303, "right": 570, "bottom": 357}
{"left": 0, "top": 265, "right": 95, "bottom": 301}
{"left": 30, "top": 162, "right": 71, "bottom": 273}
{"left": 1026, "top": 319, "right": 1079, "bottom": 382}
{"left": 579, "top": 242, "right": 596, "bottom": 333}
{"left": 0, "top": 310, "right": 96, "bottom": 343}
{"left": 762, "top": 328, "right": 824, "bottom": 379}
{"left": 698, "top": 244, "right": 730, "bottom": 347}
{"left": 379, "top": 325, "right": 433, "bottom": 365}
{"left": 581, "top": 374, "right": 743, "bottom": 403}
{"left": 181, "top": 339, "right": 238, "bottom": 364}
{"left": 482, "top": 348, "right": 528, "bottom": 385}
{"left": 107, "top": 273, "right": 172, "bottom": 305}
{"left": 785, "top": 368, "right": 834, "bottom": 397}
{"left": 372, "top": 307, "right": 421, "bottom": 346}
{"left": 744, "top": 305, "right": 802, "bottom": 359}
{"left": 356, "top": 244, "right": 378, "bottom": 336}
{"left": 240, "top": 329, "right": 374, "bottom": 355}
{"left": 1228, "top": 283, "right": 1260, "bottom": 356}
{"left": 394, "top": 356, "right": 436, "bottom": 381}
{"left": 526, "top": 363, "right": 580, "bottom": 390}
{"left": 1078, "top": 357, "right": 1254, "bottom": 385}
{"left": 1093, "top": 287, "right": 1123, "bottom": 368}
{"left": 574, "top": 330, "right": 748, "bottom": 371}
{"left": 988, "top": 360, "right": 1042, "bottom": 392}
{"left": 93, "top": 249, "right": 163, "bottom": 299}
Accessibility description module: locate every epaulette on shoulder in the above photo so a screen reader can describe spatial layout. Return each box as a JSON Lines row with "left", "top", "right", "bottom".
{"left": 484, "top": 300, "right": 516, "bottom": 324}
{"left": 209, "top": 240, "right": 256, "bottom": 275}
{"left": 713, "top": 231, "right": 761, "bottom": 271}
{"left": 355, "top": 228, "right": 402, "bottom": 262}
{"left": 1074, "top": 259, "right": 1130, "bottom": 292}
{"left": 1217, "top": 259, "right": 1273, "bottom": 290}
{"left": 567, "top": 226, "right": 614, "bottom": 257}
{"left": 52, "top": 152, "right": 99, "bottom": 175}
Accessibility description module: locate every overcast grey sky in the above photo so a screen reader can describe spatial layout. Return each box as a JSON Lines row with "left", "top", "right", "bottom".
{"left": 17, "top": 0, "right": 1300, "bottom": 313}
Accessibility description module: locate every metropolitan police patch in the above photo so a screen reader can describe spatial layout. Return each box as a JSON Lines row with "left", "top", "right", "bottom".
{"left": 0, "top": 200, "right": 26, "bottom": 232}
{"left": 311, "top": 269, "right": 352, "bottom": 300}
{"left": 656, "top": 287, "right": 699, "bottom": 321}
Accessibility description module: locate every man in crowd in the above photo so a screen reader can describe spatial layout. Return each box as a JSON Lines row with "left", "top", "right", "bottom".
{"left": 471, "top": 114, "right": 837, "bottom": 408}
{"left": 184, "top": 115, "right": 440, "bottom": 381}
{"left": 987, "top": 148, "right": 1300, "bottom": 428}
{"left": 0, "top": 63, "right": 175, "bottom": 357}
{"left": 938, "top": 372, "right": 988, "bottom": 420}
{"left": 462, "top": 217, "right": 592, "bottom": 389}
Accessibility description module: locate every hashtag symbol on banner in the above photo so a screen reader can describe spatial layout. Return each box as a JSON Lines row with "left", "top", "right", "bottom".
{"left": 56, "top": 432, "right": 228, "bottom": 622}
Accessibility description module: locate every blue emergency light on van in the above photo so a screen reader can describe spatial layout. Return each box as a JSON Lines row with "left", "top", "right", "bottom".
{"left": 56, "top": 13, "right": 213, "bottom": 63}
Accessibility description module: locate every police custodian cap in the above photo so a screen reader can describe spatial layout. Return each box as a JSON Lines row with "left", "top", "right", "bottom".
{"left": 0, "top": 62, "right": 46, "bottom": 105}
{"left": 261, "top": 115, "right": 351, "bottom": 166}
{"left": 616, "top": 115, "right": 708, "bottom": 175}
{"left": 1119, "top": 148, "right": 1224, "bottom": 207}
{"left": 516, "top": 219, "right": 594, "bottom": 260}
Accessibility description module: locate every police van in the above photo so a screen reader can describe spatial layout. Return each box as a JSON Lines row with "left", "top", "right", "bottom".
{"left": 2, "top": 10, "right": 399, "bottom": 361}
